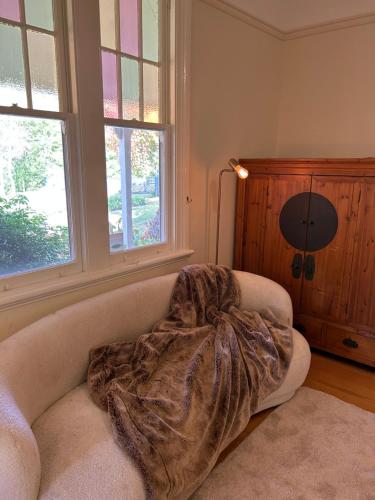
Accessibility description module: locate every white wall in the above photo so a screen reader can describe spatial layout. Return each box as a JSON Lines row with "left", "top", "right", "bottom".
{"left": 276, "top": 23, "right": 375, "bottom": 156}
{"left": 189, "top": 0, "right": 282, "bottom": 266}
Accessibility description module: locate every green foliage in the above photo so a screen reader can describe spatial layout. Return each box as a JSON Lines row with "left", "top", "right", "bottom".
{"left": 131, "top": 130, "right": 159, "bottom": 178}
{"left": 108, "top": 192, "right": 151, "bottom": 212}
{"left": 132, "top": 194, "right": 149, "bottom": 206}
{"left": 108, "top": 192, "right": 122, "bottom": 212}
{"left": 105, "top": 128, "right": 159, "bottom": 180}
{"left": 0, "top": 196, "right": 70, "bottom": 275}
{"left": 0, "top": 116, "right": 63, "bottom": 195}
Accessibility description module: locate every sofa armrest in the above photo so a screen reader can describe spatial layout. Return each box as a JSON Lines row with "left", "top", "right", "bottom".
{"left": 0, "top": 388, "right": 41, "bottom": 500}
{"left": 234, "top": 271, "right": 293, "bottom": 326}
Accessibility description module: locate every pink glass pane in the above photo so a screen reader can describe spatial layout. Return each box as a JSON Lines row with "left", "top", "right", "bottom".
{"left": 101, "top": 50, "right": 118, "bottom": 118}
{"left": 120, "top": 0, "right": 139, "bottom": 57}
{"left": 0, "top": 0, "right": 20, "bottom": 21}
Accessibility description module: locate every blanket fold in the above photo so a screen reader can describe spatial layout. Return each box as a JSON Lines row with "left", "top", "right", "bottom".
{"left": 87, "top": 264, "right": 293, "bottom": 499}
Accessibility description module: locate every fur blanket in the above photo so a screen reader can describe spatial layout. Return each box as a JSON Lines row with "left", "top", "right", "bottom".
{"left": 87, "top": 265, "right": 293, "bottom": 499}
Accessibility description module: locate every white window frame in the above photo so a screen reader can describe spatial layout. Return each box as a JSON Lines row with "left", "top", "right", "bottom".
{"left": 0, "top": 0, "right": 83, "bottom": 290}
{"left": 101, "top": 0, "right": 177, "bottom": 264}
{"left": 0, "top": 0, "right": 192, "bottom": 307}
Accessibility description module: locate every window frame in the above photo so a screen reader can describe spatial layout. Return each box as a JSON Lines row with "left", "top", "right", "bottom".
{"left": 0, "top": 0, "right": 83, "bottom": 289}
{"left": 0, "top": 0, "right": 192, "bottom": 304}
{"left": 101, "top": 0, "right": 172, "bottom": 260}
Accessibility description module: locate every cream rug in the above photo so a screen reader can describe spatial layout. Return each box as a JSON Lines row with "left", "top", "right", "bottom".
{"left": 193, "top": 387, "right": 375, "bottom": 500}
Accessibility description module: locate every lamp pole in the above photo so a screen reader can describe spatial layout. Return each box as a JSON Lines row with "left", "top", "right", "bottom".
{"left": 215, "top": 168, "right": 233, "bottom": 265}
{"left": 215, "top": 159, "right": 249, "bottom": 266}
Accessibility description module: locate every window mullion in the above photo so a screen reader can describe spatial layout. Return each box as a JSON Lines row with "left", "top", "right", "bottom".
{"left": 53, "top": 0, "right": 70, "bottom": 113}
{"left": 67, "top": 0, "right": 110, "bottom": 271}
{"left": 115, "top": 0, "right": 122, "bottom": 119}
{"left": 19, "top": 0, "right": 33, "bottom": 109}
{"left": 139, "top": 0, "right": 144, "bottom": 121}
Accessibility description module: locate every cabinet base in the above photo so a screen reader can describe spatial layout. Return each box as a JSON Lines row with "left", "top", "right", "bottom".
{"left": 294, "top": 315, "right": 375, "bottom": 368}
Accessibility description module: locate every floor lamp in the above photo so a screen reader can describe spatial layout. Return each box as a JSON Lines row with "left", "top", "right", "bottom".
{"left": 215, "top": 159, "right": 249, "bottom": 265}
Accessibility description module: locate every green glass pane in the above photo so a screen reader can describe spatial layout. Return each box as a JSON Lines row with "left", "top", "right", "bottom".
{"left": 121, "top": 57, "right": 139, "bottom": 120}
{"left": 24, "top": 0, "right": 54, "bottom": 30}
{"left": 99, "top": 0, "right": 116, "bottom": 49}
{"left": 0, "top": 22, "right": 27, "bottom": 107}
{"left": 28, "top": 30, "right": 59, "bottom": 111}
{"left": 143, "top": 63, "right": 159, "bottom": 123}
{"left": 142, "top": 0, "right": 158, "bottom": 62}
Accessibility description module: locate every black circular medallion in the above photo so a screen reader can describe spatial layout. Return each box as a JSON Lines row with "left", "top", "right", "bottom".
{"left": 279, "top": 192, "right": 338, "bottom": 252}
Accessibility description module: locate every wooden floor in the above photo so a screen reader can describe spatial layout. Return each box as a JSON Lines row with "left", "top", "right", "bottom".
{"left": 218, "top": 349, "right": 375, "bottom": 465}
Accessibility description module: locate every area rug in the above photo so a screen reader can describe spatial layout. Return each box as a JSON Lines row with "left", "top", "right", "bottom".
{"left": 192, "top": 387, "right": 375, "bottom": 500}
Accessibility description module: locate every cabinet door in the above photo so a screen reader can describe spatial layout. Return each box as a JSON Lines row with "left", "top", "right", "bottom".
{"left": 261, "top": 175, "right": 311, "bottom": 312}
{"left": 300, "top": 176, "right": 361, "bottom": 323}
{"left": 241, "top": 174, "right": 269, "bottom": 274}
{"left": 350, "top": 179, "right": 375, "bottom": 333}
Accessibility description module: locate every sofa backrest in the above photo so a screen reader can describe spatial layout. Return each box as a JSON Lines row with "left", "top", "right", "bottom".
{"left": 0, "top": 270, "right": 292, "bottom": 426}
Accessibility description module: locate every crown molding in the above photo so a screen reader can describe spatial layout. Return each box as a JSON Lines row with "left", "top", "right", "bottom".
{"left": 200, "top": 0, "right": 375, "bottom": 41}
{"left": 285, "top": 12, "right": 375, "bottom": 40}
{"left": 199, "top": 0, "right": 285, "bottom": 40}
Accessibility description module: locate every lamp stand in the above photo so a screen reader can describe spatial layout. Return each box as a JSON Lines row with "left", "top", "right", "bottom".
{"left": 215, "top": 168, "right": 233, "bottom": 265}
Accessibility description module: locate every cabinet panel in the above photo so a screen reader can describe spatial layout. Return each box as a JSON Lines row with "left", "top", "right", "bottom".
{"left": 241, "top": 175, "right": 268, "bottom": 274}
{"left": 350, "top": 179, "right": 375, "bottom": 332}
{"left": 261, "top": 175, "right": 311, "bottom": 312}
{"left": 325, "top": 325, "right": 375, "bottom": 367}
{"left": 300, "top": 176, "right": 360, "bottom": 323}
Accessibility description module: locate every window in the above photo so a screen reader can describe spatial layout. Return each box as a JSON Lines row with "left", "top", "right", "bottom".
{"left": 99, "top": 0, "right": 166, "bottom": 253}
{"left": 0, "top": 0, "right": 191, "bottom": 299}
{"left": 0, "top": 0, "right": 76, "bottom": 278}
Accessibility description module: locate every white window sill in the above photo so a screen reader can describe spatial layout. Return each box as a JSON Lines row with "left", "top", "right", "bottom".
{"left": 0, "top": 249, "right": 194, "bottom": 311}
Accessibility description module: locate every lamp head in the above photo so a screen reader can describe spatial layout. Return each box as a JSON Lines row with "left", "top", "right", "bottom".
{"left": 228, "top": 158, "right": 248, "bottom": 179}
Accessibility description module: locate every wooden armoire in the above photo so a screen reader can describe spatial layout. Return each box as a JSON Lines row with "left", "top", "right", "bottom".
{"left": 234, "top": 158, "right": 375, "bottom": 367}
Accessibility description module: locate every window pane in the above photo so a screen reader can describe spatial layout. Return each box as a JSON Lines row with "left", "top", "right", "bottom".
{"left": 0, "top": 115, "right": 72, "bottom": 276}
{"left": 120, "top": 0, "right": 139, "bottom": 57}
{"left": 143, "top": 62, "right": 159, "bottom": 123}
{"left": 121, "top": 56, "right": 139, "bottom": 120}
{"left": 0, "top": 22, "right": 27, "bottom": 107}
{"left": 142, "top": 0, "right": 158, "bottom": 62}
{"left": 102, "top": 50, "right": 118, "bottom": 118}
{"left": 27, "top": 30, "right": 59, "bottom": 111}
{"left": 0, "top": 0, "right": 20, "bottom": 22}
{"left": 105, "top": 126, "right": 162, "bottom": 252}
{"left": 24, "top": 0, "right": 54, "bottom": 31}
{"left": 99, "top": 0, "right": 116, "bottom": 50}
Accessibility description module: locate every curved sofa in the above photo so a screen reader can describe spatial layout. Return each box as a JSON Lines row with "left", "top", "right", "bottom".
{"left": 0, "top": 271, "right": 311, "bottom": 500}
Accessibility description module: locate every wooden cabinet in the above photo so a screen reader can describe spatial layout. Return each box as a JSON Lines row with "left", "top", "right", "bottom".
{"left": 234, "top": 159, "right": 375, "bottom": 367}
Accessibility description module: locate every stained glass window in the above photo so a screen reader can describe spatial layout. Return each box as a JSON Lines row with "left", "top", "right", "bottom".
{"left": 99, "top": 0, "right": 165, "bottom": 252}
{"left": 0, "top": 0, "right": 61, "bottom": 111}
{"left": 99, "top": 0, "right": 161, "bottom": 122}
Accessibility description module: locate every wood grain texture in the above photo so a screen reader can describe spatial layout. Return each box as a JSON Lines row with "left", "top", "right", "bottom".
{"left": 300, "top": 176, "right": 361, "bottom": 323}
{"left": 241, "top": 175, "right": 269, "bottom": 275}
{"left": 350, "top": 179, "right": 375, "bottom": 332}
{"left": 261, "top": 175, "right": 311, "bottom": 313}
{"left": 235, "top": 159, "right": 375, "bottom": 366}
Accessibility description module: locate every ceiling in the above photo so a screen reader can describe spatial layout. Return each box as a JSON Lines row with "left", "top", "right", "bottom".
{"left": 224, "top": 0, "right": 375, "bottom": 32}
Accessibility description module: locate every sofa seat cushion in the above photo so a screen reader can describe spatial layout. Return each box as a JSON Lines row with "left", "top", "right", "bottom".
{"left": 32, "top": 385, "right": 145, "bottom": 500}
{"left": 32, "top": 329, "right": 309, "bottom": 500}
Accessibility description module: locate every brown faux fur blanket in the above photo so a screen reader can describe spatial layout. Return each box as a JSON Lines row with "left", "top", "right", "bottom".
{"left": 88, "top": 265, "right": 293, "bottom": 499}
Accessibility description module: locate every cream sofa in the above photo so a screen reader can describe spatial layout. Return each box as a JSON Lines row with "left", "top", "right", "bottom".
{"left": 0, "top": 271, "right": 311, "bottom": 500}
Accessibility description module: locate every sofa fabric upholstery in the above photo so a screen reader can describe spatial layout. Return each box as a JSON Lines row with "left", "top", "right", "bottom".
{"left": 0, "top": 271, "right": 310, "bottom": 500}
